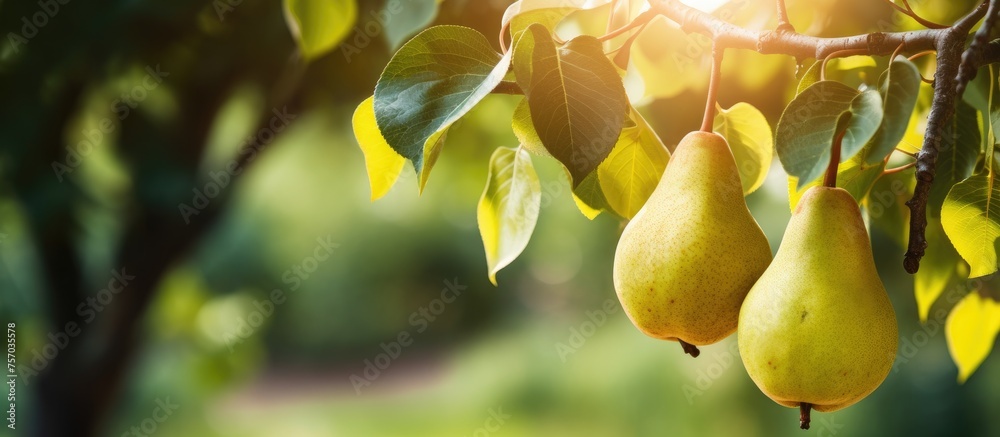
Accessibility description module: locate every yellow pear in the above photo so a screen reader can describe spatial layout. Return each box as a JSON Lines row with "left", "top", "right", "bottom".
{"left": 738, "top": 186, "right": 897, "bottom": 428}
{"left": 613, "top": 131, "right": 772, "bottom": 356}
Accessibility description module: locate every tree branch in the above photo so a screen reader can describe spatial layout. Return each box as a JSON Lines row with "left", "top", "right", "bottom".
{"left": 650, "top": 0, "right": 943, "bottom": 59}
{"left": 957, "top": 0, "right": 1000, "bottom": 95}
{"left": 649, "top": 0, "right": 990, "bottom": 274}
{"left": 904, "top": 2, "right": 989, "bottom": 273}
{"left": 775, "top": 0, "right": 794, "bottom": 33}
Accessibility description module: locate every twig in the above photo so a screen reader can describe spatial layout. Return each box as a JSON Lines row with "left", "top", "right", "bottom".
{"left": 820, "top": 49, "right": 871, "bottom": 80}
{"left": 651, "top": 0, "right": 942, "bottom": 59}
{"left": 884, "top": 161, "right": 917, "bottom": 174}
{"left": 908, "top": 49, "right": 936, "bottom": 61}
{"left": 776, "top": 0, "right": 794, "bottom": 33}
{"left": 881, "top": 0, "right": 948, "bottom": 29}
{"left": 957, "top": 0, "right": 1000, "bottom": 95}
{"left": 597, "top": 9, "right": 657, "bottom": 42}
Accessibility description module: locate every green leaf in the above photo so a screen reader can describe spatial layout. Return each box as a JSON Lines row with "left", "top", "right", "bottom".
{"left": 713, "top": 102, "right": 773, "bottom": 195}
{"left": 478, "top": 147, "right": 542, "bottom": 285}
{"left": 352, "top": 97, "right": 406, "bottom": 201}
{"left": 384, "top": 0, "right": 441, "bottom": 51}
{"left": 795, "top": 57, "right": 877, "bottom": 95}
{"left": 776, "top": 81, "right": 874, "bottom": 188}
{"left": 598, "top": 109, "right": 670, "bottom": 219}
{"left": 930, "top": 101, "right": 980, "bottom": 216}
{"left": 572, "top": 170, "right": 610, "bottom": 219}
{"left": 866, "top": 167, "right": 915, "bottom": 248}
{"left": 863, "top": 57, "right": 922, "bottom": 165}
{"left": 841, "top": 89, "right": 884, "bottom": 161}
{"left": 946, "top": 292, "right": 1000, "bottom": 383}
{"left": 915, "top": 218, "right": 964, "bottom": 322}
{"left": 283, "top": 0, "right": 356, "bottom": 61}
{"left": 795, "top": 61, "right": 821, "bottom": 95}
{"left": 942, "top": 171, "right": 1000, "bottom": 278}
{"left": 374, "top": 26, "right": 512, "bottom": 180}
{"left": 512, "top": 98, "right": 549, "bottom": 156}
{"left": 513, "top": 24, "right": 628, "bottom": 186}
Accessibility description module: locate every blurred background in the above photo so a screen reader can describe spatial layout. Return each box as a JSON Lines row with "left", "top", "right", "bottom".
{"left": 1, "top": 0, "right": 998, "bottom": 435}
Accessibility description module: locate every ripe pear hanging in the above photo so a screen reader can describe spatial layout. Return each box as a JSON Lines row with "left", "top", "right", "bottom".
{"left": 738, "top": 186, "right": 897, "bottom": 428}
{"left": 613, "top": 131, "right": 772, "bottom": 356}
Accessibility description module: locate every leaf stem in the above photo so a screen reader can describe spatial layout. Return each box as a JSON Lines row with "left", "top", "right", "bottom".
{"left": 908, "top": 49, "right": 936, "bottom": 61}
{"left": 880, "top": 0, "right": 948, "bottom": 29}
{"left": 884, "top": 161, "right": 917, "bottom": 174}
{"left": 701, "top": 45, "right": 724, "bottom": 133}
{"left": 823, "top": 130, "right": 845, "bottom": 188}
{"left": 597, "top": 9, "right": 657, "bottom": 42}
{"left": 800, "top": 403, "right": 812, "bottom": 430}
{"left": 820, "top": 49, "right": 871, "bottom": 81}
{"left": 679, "top": 340, "right": 701, "bottom": 357}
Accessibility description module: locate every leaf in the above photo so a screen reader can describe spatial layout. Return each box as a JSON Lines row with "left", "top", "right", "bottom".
{"left": 572, "top": 170, "right": 610, "bottom": 219}
{"left": 513, "top": 24, "right": 628, "bottom": 186}
{"left": 930, "top": 101, "right": 980, "bottom": 216}
{"left": 383, "top": 0, "right": 441, "bottom": 51}
{"left": 945, "top": 292, "right": 1000, "bottom": 383}
{"left": 796, "top": 58, "right": 877, "bottom": 96}
{"left": 374, "top": 26, "right": 512, "bottom": 187}
{"left": 942, "top": 171, "right": 1000, "bottom": 278}
{"left": 598, "top": 109, "right": 670, "bottom": 218}
{"left": 795, "top": 61, "right": 822, "bottom": 95}
{"left": 283, "top": 0, "right": 356, "bottom": 61}
{"left": 841, "top": 89, "right": 884, "bottom": 161}
{"left": 512, "top": 98, "right": 549, "bottom": 156}
{"left": 352, "top": 97, "right": 406, "bottom": 201}
{"left": 776, "top": 81, "right": 878, "bottom": 188}
{"left": 866, "top": 167, "right": 915, "bottom": 248}
{"left": 502, "top": 0, "right": 613, "bottom": 36}
{"left": 863, "top": 57, "right": 922, "bottom": 165}
{"left": 714, "top": 102, "right": 773, "bottom": 195}
{"left": 477, "top": 147, "right": 541, "bottom": 285}
{"left": 915, "top": 218, "right": 964, "bottom": 322}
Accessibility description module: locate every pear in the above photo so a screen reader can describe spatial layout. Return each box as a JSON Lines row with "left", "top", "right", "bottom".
{"left": 613, "top": 131, "right": 772, "bottom": 356}
{"left": 738, "top": 186, "right": 897, "bottom": 428}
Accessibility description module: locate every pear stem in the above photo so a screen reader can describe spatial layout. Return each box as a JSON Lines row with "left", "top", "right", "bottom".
{"left": 699, "top": 45, "right": 724, "bottom": 133}
{"left": 799, "top": 403, "right": 812, "bottom": 430}
{"left": 822, "top": 130, "right": 844, "bottom": 188}
{"left": 678, "top": 340, "right": 701, "bottom": 357}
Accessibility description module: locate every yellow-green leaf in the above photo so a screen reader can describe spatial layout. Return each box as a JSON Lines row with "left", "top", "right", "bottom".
{"left": 571, "top": 170, "right": 607, "bottom": 220}
{"left": 915, "top": 218, "right": 964, "bottom": 321}
{"left": 352, "top": 97, "right": 406, "bottom": 201}
{"left": 598, "top": 110, "right": 670, "bottom": 219}
{"left": 283, "top": 0, "right": 356, "bottom": 61}
{"left": 945, "top": 292, "right": 1000, "bottom": 383}
{"left": 714, "top": 102, "right": 773, "bottom": 195}
{"left": 477, "top": 147, "right": 542, "bottom": 285}
{"left": 511, "top": 98, "right": 549, "bottom": 156}
{"left": 942, "top": 172, "right": 1000, "bottom": 278}
{"left": 866, "top": 168, "right": 914, "bottom": 248}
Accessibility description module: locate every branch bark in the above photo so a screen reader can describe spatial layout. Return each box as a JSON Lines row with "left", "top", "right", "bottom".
{"left": 650, "top": 0, "right": 991, "bottom": 274}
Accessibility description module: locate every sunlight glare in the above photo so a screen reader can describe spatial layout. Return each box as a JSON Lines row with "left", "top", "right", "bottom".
{"left": 679, "top": 0, "right": 731, "bottom": 13}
